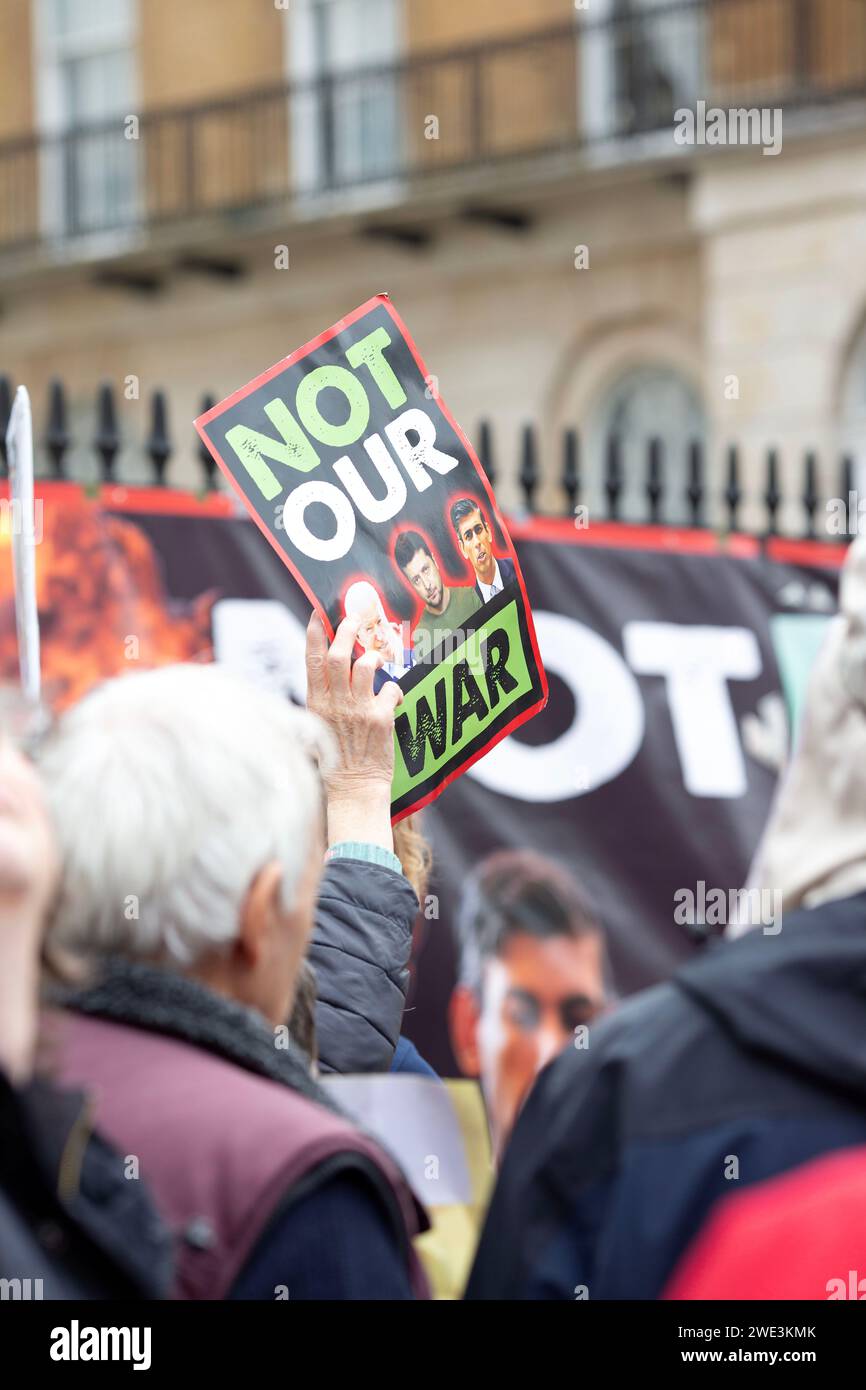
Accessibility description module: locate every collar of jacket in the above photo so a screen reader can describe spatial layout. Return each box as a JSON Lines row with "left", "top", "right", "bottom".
{"left": 54, "top": 957, "right": 340, "bottom": 1116}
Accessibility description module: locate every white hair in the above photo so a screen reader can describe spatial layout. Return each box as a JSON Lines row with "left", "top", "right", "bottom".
{"left": 39, "top": 663, "right": 332, "bottom": 967}
{"left": 343, "top": 581, "right": 401, "bottom": 664}
{"left": 344, "top": 580, "right": 386, "bottom": 622}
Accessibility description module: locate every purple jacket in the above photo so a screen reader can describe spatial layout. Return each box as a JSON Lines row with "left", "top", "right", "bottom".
{"left": 48, "top": 1010, "right": 428, "bottom": 1300}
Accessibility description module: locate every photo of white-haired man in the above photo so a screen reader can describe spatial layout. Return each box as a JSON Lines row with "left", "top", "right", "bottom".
{"left": 343, "top": 580, "right": 413, "bottom": 692}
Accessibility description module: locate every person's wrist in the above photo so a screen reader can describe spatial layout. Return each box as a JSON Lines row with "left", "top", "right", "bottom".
{"left": 325, "top": 776, "right": 393, "bottom": 852}
{"left": 324, "top": 771, "right": 392, "bottom": 805}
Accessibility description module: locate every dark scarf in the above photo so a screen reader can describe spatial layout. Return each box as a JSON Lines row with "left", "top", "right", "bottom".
{"left": 54, "top": 957, "right": 340, "bottom": 1115}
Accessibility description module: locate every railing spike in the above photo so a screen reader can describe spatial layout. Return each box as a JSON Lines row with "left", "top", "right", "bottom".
{"left": 146, "top": 389, "right": 171, "bottom": 486}
{"left": 94, "top": 382, "right": 120, "bottom": 483}
{"left": 477, "top": 420, "right": 495, "bottom": 491}
{"left": 45, "top": 379, "right": 70, "bottom": 479}
{"left": 840, "top": 454, "right": 855, "bottom": 542}
{"left": 562, "top": 428, "right": 579, "bottom": 517}
{"left": 605, "top": 435, "right": 623, "bottom": 522}
{"left": 724, "top": 444, "right": 741, "bottom": 533}
{"left": 764, "top": 447, "right": 781, "bottom": 536}
{"left": 802, "top": 450, "right": 818, "bottom": 540}
{"left": 646, "top": 437, "right": 663, "bottom": 524}
{"left": 518, "top": 423, "right": 538, "bottom": 513}
{"left": 0, "top": 376, "right": 12, "bottom": 477}
{"left": 686, "top": 439, "right": 704, "bottom": 528}
{"left": 198, "top": 394, "right": 217, "bottom": 489}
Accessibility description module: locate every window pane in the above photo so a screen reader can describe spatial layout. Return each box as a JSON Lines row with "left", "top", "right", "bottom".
{"left": 322, "top": 0, "right": 399, "bottom": 71}
{"left": 64, "top": 50, "right": 133, "bottom": 122}
{"left": 59, "top": 52, "right": 137, "bottom": 230}
{"left": 311, "top": 0, "right": 401, "bottom": 185}
{"left": 53, "top": 0, "right": 133, "bottom": 43}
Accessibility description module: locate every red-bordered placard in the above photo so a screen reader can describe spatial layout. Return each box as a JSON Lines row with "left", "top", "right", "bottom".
{"left": 195, "top": 295, "right": 549, "bottom": 820}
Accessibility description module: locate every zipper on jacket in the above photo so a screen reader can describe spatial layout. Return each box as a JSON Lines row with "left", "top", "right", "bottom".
{"left": 57, "top": 1093, "right": 94, "bottom": 1205}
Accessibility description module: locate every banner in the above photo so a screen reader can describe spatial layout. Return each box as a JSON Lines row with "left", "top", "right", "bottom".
{"left": 0, "top": 488, "right": 844, "bottom": 1071}
{"left": 194, "top": 295, "right": 547, "bottom": 819}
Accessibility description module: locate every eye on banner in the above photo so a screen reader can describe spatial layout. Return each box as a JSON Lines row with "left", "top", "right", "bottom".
{"left": 195, "top": 295, "right": 548, "bottom": 820}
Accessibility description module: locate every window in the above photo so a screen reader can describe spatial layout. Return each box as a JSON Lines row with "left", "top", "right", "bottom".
{"left": 589, "top": 365, "right": 706, "bottom": 523}
{"left": 579, "top": 0, "right": 704, "bottom": 145}
{"left": 35, "top": 0, "right": 139, "bottom": 237}
{"left": 287, "top": 0, "right": 403, "bottom": 196}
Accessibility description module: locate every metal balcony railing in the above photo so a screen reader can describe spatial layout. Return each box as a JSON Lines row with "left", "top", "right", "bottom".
{"left": 0, "top": 0, "right": 865, "bottom": 253}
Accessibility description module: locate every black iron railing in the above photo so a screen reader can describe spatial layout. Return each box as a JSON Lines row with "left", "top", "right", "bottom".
{"left": 0, "top": 373, "right": 858, "bottom": 541}
{"left": 1, "top": 0, "right": 865, "bottom": 251}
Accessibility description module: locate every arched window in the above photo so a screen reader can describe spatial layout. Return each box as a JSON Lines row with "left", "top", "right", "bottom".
{"left": 589, "top": 365, "right": 706, "bottom": 524}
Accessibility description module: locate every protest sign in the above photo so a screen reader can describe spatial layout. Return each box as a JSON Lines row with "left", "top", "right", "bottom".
{"left": 5, "top": 386, "right": 41, "bottom": 702}
{"left": 195, "top": 295, "right": 547, "bottom": 819}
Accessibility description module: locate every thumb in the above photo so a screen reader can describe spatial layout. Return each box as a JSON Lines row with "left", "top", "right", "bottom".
{"left": 376, "top": 679, "right": 404, "bottom": 715}
{"left": 305, "top": 608, "right": 329, "bottom": 703}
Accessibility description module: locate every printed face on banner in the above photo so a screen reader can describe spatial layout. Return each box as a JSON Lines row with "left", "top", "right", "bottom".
{"left": 195, "top": 295, "right": 547, "bottom": 819}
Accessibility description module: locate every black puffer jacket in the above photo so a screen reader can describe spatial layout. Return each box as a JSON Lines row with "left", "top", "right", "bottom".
{"left": 0, "top": 1068, "right": 172, "bottom": 1299}
{"left": 311, "top": 858, "right": 418, "bottom": 1074}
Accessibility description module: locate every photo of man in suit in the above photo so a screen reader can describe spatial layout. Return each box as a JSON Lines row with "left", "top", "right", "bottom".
{"left": 450, "top": 497, "right": 516, "bottom": 602}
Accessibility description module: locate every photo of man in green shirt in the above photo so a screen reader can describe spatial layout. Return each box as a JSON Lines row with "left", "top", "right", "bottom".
{"left": 394, "top": 530, "right": 481, "bottom": 663}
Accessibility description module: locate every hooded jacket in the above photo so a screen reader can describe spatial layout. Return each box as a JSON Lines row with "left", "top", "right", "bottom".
{"left": 732, "top": 534, "right": 866, "bottom": 923}
{"left": 466, "top": 892, "right": 866, "bottom": 1299}
{"left": 467, "top": 534, "right": 866, "bottom": 1301}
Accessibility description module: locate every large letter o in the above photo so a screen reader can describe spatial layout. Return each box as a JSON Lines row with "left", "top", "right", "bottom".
{"left": 281, "top": 480, "right": 356, "bottom": 562}
{"left": 295, "top": 366, "right": 370, "bottom": 447}
{"left": 467, "top": 611, "right": 645, "bottom": 802}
